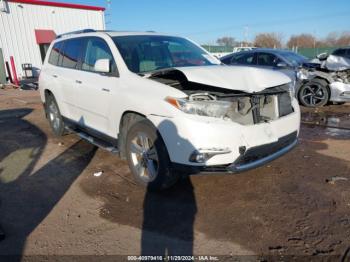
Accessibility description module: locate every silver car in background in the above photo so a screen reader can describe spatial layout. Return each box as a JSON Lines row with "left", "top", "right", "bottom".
{"left": 221, "top": 48, "right": 350, "bottom": 107}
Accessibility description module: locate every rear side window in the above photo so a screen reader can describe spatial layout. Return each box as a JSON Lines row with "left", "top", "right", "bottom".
{"left": 346, "top": 48, "right": 350, "bottom": 58}
{"left": 333, "top": 49, "right": 346, "bottom": 56}
{"left": 48, "top": 42, "right": 63, "bottom": 66}
{"left": 61, "top": 38, "right": 84, "bottom": 69}
{"left": 231, "top": 52, "right": 256, "bottom": 65}
{"left": 257, "top": 53, "right": 282, "bottom": 66}
{"left": 82, "top": 37, "right": 117, "bottom": 73}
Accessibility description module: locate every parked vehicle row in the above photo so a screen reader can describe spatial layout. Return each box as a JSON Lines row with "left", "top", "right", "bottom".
{"left": 39, "top": 30, "right": 300, "bottom": 190}
{"left": 220, "top": 48, "right": 350, "bottom": 107}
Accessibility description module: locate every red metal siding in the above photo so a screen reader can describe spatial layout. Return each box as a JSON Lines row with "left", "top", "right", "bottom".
{"left": 8, "top": 0, "right": 105, "bottom": 11}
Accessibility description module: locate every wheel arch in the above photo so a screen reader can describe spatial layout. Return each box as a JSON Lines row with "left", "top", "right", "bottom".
{"left": 44, "top": 89, "right": 54, "bottom": 100}
{"left": 118, "top": 111, "right": 170, "bottom": 160}
{"left": 118, "top": 111, "right": 147, "bottom": 159}
{"left": 314, "top": 77, "right": 331, "bottom": 96}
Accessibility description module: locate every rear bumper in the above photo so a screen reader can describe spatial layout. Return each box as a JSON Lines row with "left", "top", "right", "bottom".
{"left": 172, "top": 132, "right": 298, "bottom": 174}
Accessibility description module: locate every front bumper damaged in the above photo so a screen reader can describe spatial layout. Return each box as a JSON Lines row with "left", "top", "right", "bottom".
{"left": 172, "top": 132, "right": 298, "bottom": 174}
{"left": 148, "top": 98, "right": 300, "bottom": 173}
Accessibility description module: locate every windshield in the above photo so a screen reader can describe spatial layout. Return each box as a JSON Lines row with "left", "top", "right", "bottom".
{"left": 280, "top": 52, "right": 308, "bottom": 66}
{"left": 112, "top": 35, "right": 219, "bottom": 74}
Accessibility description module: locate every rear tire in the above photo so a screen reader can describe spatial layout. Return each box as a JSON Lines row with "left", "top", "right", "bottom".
{"left": 125, "top": 119, "right": 179, "bottom": 191}
{"left": 298, "top": 79, "right": 329, "bottom": 107}
{"left": 45, "top": 94, "right": 67, "bottom": 137}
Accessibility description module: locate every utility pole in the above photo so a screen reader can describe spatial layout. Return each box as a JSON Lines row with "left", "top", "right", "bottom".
{"left": 313, "top": 29, "right": 317, "bottom": 57}
{"left": 105, "top": 0, "right": 112, "bottom": 27}
{"left": 243, "top": 26, "right": 249, "bottom": 47}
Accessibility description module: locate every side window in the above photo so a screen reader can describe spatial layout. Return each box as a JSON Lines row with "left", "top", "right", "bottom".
{"left": 48, "top": 41, "right": 63, "bottom": 66}
{"left": 61, "top": 38, "right": 84, "bottom": 69}
{"left": 82, "top": 37, "right": 117, "bottom": 73}
{"left": 221, "top": 56, "right": 233, "bottom": 65}
{"left": 333, "top": 49, "right": 345, "bottom": 56}
{"left": 257, "top": 53, "right": 281, "bottom": 66}
{"left": 231, "top": 53, "right": 255, "bottom": 65}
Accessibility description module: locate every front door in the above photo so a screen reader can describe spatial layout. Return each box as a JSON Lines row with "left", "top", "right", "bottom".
{"left": 73, "top": 37, "right": 119, "bottom": 135}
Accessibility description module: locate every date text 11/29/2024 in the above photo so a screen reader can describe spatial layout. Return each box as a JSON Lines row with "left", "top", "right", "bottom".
{"left": 127, "top": 255, "right": 219, "bottom": 261}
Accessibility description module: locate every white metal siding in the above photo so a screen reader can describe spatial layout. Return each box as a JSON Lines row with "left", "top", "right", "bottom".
{"left": 0, "top": 1, "right": 105, "bottom": 78}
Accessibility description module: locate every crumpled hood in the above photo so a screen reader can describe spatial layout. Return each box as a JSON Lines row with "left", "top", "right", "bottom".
{"left": 174, "top": 65, "right": 291, "bottom": 93}
{"left": 323, "top": 55, "right": 350, "bottom": 71}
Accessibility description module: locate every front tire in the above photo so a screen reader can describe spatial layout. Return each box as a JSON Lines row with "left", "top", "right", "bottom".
{"left": 125, "top": 119, "right": 179, "bottom": 191}
{"left": 298, "top": 79, "right": 329, "bottom": 107}
{"left": 45, "top": 94, "right": 67, "bottom": 137}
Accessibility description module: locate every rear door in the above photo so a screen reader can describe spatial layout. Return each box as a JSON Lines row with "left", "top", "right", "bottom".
{"left": 73, "top": 36, "right": 119, "bottom": 135}
{"left": 58, "top": 38, "right": 86, "bottom": 121}
{"left": 42, "top": 41, "right": 71, "bottom": 117}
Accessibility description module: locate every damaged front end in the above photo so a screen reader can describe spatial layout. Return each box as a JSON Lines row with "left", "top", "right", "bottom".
{"left": 298, "top": 55, "right": 350, "bottom": 103}
{"left": 149, "top": 69, "right": 294, "bottom": 125}
{"left": 331, "top": 69, "right": 350, "bottom": 84}
{"left": 298, "top": 65, "right": 350, "bottom": 85}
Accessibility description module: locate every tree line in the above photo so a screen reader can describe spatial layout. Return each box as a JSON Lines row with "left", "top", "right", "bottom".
{"left": 216, "top": 31, "right": 350, "bottom": 48}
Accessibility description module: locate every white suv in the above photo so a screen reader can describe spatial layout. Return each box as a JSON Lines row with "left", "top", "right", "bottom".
{"left": 39, "top": 30, "right": 300, "bottom": 190}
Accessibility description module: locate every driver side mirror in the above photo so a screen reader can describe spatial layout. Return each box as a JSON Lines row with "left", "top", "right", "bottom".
{"left": 94, "top": 59, "right": 110, "bottom": 73}
{"left": 316, "top": 53, "right": 328, "bottom": 61}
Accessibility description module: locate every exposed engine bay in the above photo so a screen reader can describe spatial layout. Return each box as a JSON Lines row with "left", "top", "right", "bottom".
{"left": 332, "top": 70, "right": 350, "bottom": 84}
{"left": 149, "top": 69, "right": 294, "bottom": 125}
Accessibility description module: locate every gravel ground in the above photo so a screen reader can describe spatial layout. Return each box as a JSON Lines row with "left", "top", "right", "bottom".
{"left": 0, "top": 89, "right": 349, "bottom": 261}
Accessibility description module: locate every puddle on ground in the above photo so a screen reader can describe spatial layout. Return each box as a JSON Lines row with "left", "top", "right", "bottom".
{"left": 301, "top": 111, "right": 350, "bottom": 139}
{"left": 324, "top": 127, "right": 350, "bottom": 138}
{"left": 302, "top": 111, "right": 350, "bottom": 128}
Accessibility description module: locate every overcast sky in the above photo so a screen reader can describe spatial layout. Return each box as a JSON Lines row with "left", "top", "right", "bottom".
{"left": 58, "top": 0, "right": 350, "bottom": 44}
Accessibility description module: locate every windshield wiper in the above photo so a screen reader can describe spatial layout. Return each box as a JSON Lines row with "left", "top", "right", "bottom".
{"left": 148, "top": 67, "right": 176, "bottom": 77}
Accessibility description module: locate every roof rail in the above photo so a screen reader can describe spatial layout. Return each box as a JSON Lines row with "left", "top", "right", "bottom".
{"left": 56, "top": 29, "right": 96, "bottom": 39}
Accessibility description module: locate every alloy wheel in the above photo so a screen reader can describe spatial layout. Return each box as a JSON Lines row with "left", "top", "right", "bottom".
{"left": 129, "top": 132, "right": 159, "bottom": 182}
{"left": 48, "top": 101, "right": 60, "bottom": 131}
{"left": 300, "top": 84, "right": 327, "bottom": 107}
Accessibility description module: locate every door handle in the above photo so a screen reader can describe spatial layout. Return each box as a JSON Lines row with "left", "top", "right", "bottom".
{"left": 76, "top": 80, "right": 82, "bottom": 84}
{"left": 102, "top": 88, "right": 110, "bottom": 92}
{"left": 52, "top": 74, "right": 58, "bottom": 78}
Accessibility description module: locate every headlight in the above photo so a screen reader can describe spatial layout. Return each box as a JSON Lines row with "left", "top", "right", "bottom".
{"left": 287, "top": 82, "right": 296, "bottom": 98}
{"left": 297, "top": 68, "right": 309, "bottom": 80}
{"left": 165, "top": 97, "right": 232, "bottom": 118}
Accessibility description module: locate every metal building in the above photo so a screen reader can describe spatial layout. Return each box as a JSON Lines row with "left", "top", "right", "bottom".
{"left": 0, "top": 0, "right": 105, "bottom": 79}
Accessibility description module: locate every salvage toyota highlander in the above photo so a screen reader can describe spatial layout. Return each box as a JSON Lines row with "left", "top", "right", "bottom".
{"left": 39, "top": 30, "right": 300, "bottom": 190}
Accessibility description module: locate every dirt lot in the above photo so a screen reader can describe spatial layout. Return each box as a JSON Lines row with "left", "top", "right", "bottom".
{"left": 0, "top": 89, "right": 349, "bottom": 261}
